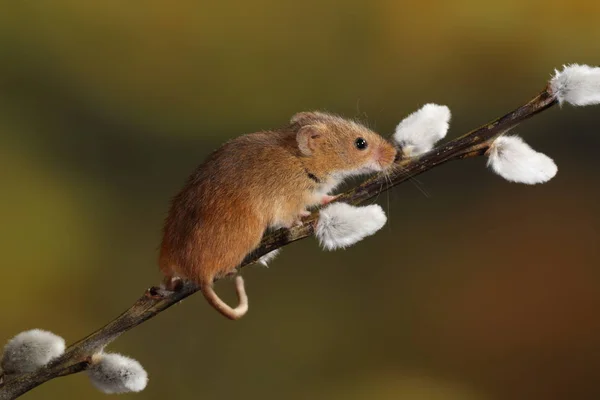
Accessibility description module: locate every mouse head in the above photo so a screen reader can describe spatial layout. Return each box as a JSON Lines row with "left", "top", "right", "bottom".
{"left": 291, "top": 111, "right": 397, "bottom": 178}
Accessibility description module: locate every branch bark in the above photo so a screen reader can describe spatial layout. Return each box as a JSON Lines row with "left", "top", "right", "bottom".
{"left": 0, "top": 86, "right": 558, "bottom": 400}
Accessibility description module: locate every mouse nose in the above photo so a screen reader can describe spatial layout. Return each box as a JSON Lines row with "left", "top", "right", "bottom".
{"left": 375, "top": 143, "right": 398, "bottom": 169}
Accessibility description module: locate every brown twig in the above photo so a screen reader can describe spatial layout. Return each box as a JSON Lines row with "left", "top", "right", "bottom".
{"left": 0, "top": 86, "right": 558, "bottom": 400}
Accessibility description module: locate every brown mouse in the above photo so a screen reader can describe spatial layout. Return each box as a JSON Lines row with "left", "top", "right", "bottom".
{"left": 159, "top": 111, "right": 397, "bottom": 320}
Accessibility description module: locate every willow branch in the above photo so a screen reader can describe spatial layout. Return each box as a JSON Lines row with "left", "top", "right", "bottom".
{"left": 0, "top": 85, "right": 558, "bottom": 400}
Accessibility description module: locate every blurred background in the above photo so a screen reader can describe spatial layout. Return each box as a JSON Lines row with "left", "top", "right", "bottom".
{"left": 1, "top": 1, "right": 599, "bottom": 399}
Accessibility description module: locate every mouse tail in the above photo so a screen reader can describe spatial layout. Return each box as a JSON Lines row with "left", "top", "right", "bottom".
{"left": 201, "top": 276, "right": 249, "bottom": 320}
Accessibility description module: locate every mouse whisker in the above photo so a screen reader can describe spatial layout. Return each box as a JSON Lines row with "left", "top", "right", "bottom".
{"left": 391, "top": 163, "right": 431, "bottom": 199}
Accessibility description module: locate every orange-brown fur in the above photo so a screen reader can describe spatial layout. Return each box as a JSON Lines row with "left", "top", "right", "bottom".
{"left": 159, "top": 111, "right": 397, "bottom": 319}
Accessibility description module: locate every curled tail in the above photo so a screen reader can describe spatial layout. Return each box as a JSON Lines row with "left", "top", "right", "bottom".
{"left": 201, "top": 276, "right": 249, "bottom": 320}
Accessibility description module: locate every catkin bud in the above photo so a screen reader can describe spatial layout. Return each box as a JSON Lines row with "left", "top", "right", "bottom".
{"left": 87, "top": 352, "right": 148, "bottom": 394}
{"left": 1, "top": 329, "right": 66, "bottom": 374}
{"left": 393, "top": 103, "right": 451, "bottom": 157}
{"left": 486, "top": 135, "right": 557, "bottom": 184}
{"left": 550, "top": 64, "right": 600, "bottom": 106}
{"left": 316, "top": 203, "right": 387, "bottom": 250}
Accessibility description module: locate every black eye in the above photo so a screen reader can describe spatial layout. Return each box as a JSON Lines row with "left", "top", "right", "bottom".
{"left": 355, "top": 137, "right": 368, "bottom": 150}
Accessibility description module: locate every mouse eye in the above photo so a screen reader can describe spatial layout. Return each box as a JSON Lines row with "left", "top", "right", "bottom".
{"left": 355, "top": 137, "right": 368, "bottom": 150}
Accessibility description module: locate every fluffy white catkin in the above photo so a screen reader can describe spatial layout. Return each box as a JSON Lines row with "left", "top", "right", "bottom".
{"left": 258, "top": 248, "right": 281, "bottom": 267}
{"left": 550, "top": 64, "right": 600, "bottom": 106}
{"left": 87, "top": 353, "right": 148, "bottom": 394}
{"left": 393, "top": 103, "right": 451, "bottom": 157}
{"left": 486, "top": 136, "right": 557, "bottom": 184}
{"left": 316, "top": 203, "right": 387, "bottom": 250}
{"left": 1, "top": 329, "right": 66, "bottom": 374}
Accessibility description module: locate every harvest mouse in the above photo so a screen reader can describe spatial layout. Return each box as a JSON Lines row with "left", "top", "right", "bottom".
{"left": 159, "top": 111, "right": 398, "bottom": 320}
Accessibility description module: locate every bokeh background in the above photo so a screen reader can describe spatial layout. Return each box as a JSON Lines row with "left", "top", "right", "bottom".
{"left": 1, "top": 1, "right": 599, "bottom": 399}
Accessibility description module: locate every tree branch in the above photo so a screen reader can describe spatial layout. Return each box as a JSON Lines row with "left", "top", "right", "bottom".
{"left": 0, "top": 86, "right": 558, "bottom": 400}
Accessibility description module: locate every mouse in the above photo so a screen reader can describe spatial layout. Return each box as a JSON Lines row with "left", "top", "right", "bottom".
{"left": 159, "top": 111, "right": 398, "bottom": 320}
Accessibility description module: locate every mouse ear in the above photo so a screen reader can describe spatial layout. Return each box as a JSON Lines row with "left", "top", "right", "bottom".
{"left": 290, "top": 111, "right": 330, "bottom": 126}
{"left": 297, "top": 125, "right": 323, "bottom": 156}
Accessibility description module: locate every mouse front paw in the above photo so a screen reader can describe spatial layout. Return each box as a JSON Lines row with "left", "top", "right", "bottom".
{"left": 320, "top": 194, "right": 340, "bottom": 205}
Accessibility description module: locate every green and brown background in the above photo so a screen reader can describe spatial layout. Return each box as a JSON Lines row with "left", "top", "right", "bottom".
{"left": 1, "top": 1, "right": 599, "bottom": 399}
